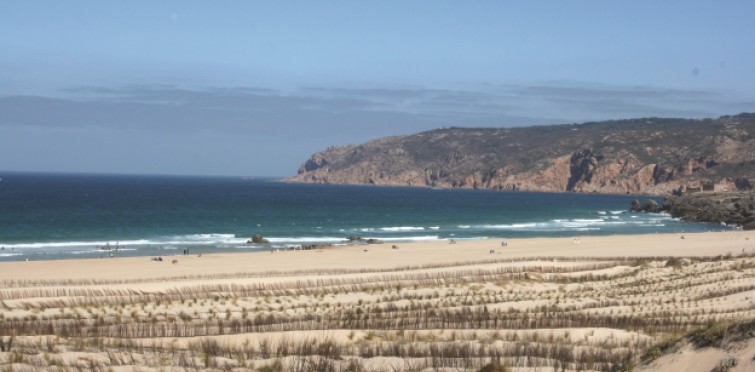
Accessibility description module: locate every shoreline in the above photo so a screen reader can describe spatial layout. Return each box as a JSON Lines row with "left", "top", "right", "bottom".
{"left": 2, "top": 230, "right": 753, "bottom": 282}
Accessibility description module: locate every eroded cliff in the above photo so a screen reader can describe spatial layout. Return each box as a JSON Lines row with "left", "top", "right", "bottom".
{"left": 287, "top": 113, "right": 755, "bottom": 195}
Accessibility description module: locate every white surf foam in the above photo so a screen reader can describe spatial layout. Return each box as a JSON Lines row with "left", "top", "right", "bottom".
{"left": 380, "top": 226, "right": 426, "bottom": 232}
{"left": 480, "top": 223, "right": 539, "bottom": 229}
{"left": 0, "top": 253, "right": 22, "bottom": 257}
{"left": 1, "top": 239, "right": 151, "bottom": 249}
{"left": 265, "top": 237, "right": 345, "bottom": 243}
{"left": 0, "top": 233, "right": 248, "bottom": 250}
{"left": 371, "top": 235, "right": 440, "bottom": 242}
{"left": 183, "top": 233, "right": 236, "bottom": 240}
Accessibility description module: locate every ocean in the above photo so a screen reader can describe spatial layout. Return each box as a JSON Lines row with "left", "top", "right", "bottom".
{"left": 0, "top": 172, "right": 728, "bottom": 262}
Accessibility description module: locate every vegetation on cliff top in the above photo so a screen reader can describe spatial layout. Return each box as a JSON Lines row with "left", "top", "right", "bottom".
{"left": 289, "top": 113, "right": 755, "bottom": 195}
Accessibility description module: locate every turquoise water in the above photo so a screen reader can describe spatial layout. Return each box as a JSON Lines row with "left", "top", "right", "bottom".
{"left": 0, "top": 172, "right": 726, "bottom": 261}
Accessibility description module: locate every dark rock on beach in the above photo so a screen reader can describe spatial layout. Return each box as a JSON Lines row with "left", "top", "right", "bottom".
{"left": 630, "top": 199, "right": 642, "bottom": 211}
{"left": 300, "top": 243, "right": 333, "bottom": 250}
{"left": 630, "top": 198, "right": 659, "bottom": 213}
{"left": 344, "top": 236, "right": 384, "bottom": 244}
{"left": 643, "top": 199, "right": 659, "bottom": 213}
{"left": 663, "top": 191, "right": 755, "bottom": 229}
{"left": 248, "top": 234, "right": 270, "bottom": 244}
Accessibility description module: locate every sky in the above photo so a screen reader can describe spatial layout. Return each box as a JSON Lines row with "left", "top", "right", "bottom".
{"left": 1, "top": 1, "right": 754, "bottom": 177}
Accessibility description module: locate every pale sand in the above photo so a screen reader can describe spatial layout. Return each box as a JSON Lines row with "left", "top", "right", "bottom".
{"left": 637, "top": 339, "right": 755, "bottom": 372}
{"left": 2, "top": 231, "right": 755, "bottom": 371}
{"left": 1, "top": 230, "right": 753, "bottom": 282}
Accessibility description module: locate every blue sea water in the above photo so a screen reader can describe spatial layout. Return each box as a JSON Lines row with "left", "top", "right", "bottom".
{"left": 0, "top": 172, "right": 727, "bottom": 262}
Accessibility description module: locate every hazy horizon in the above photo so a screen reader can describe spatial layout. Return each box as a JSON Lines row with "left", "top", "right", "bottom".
{"left": 2, "top": 1, "right": 754, "bottom": 177}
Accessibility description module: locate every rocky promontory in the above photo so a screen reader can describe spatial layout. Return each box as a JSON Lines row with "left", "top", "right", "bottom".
{"left": 662, "top": 192, "right": 755, "bottom": 230}
{"left": 288, "top": 113, "right": 755, "bottom": 195}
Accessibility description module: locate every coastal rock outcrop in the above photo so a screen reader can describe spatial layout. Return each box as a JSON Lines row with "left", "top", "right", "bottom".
{"left": 248, "top": 234, "right": 270, "bottom": 244}
{"left": 287, "top": 113, "right": 755, "bottom": 195}
{"left": 345, "top": 236, "right": 384, "bottom": 244}
{"left": 663, "top": 191, "right": 755, "bottom": 229}
{"left": 630, "top": 198, "right": 660, "bottom": 213}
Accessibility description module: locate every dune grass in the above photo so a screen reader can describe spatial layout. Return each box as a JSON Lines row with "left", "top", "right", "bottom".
{"left": 1, "top": 253, "right": 754, "bottom": 371}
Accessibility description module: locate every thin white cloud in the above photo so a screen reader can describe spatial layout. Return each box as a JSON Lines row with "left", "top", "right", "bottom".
{"left": 2, "top": 82, "right": 752, "bottom": 136}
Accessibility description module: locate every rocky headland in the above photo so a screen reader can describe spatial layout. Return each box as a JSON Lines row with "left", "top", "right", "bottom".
{"left": 288, "top": 113, "right": 755, "bottom": 195}
{"left": 629, "top": 192, "right": 755, "bottom": 230}
{"left": 662, "top": 191, "right": 755, "bottom": 230}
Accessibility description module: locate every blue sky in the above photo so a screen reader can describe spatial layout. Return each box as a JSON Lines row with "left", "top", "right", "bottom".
{"left": 1, "top": 1, "right": 753, "bottom": 176}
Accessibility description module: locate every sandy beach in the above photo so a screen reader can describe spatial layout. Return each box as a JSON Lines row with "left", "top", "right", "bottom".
{"left": 2, "top": 231, "right": 755, "bottom": 371}
{"left": 2, "top": 231, "right": 753, "bottom": 282}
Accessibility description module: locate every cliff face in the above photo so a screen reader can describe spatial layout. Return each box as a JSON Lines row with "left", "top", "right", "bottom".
{"left": 287, "top": 113, "right": 755, "bottom": 195}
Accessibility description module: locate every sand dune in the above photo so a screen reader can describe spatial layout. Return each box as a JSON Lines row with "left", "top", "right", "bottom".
{"left": 1, "top": 231, "right": 754, "bottom": 371}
